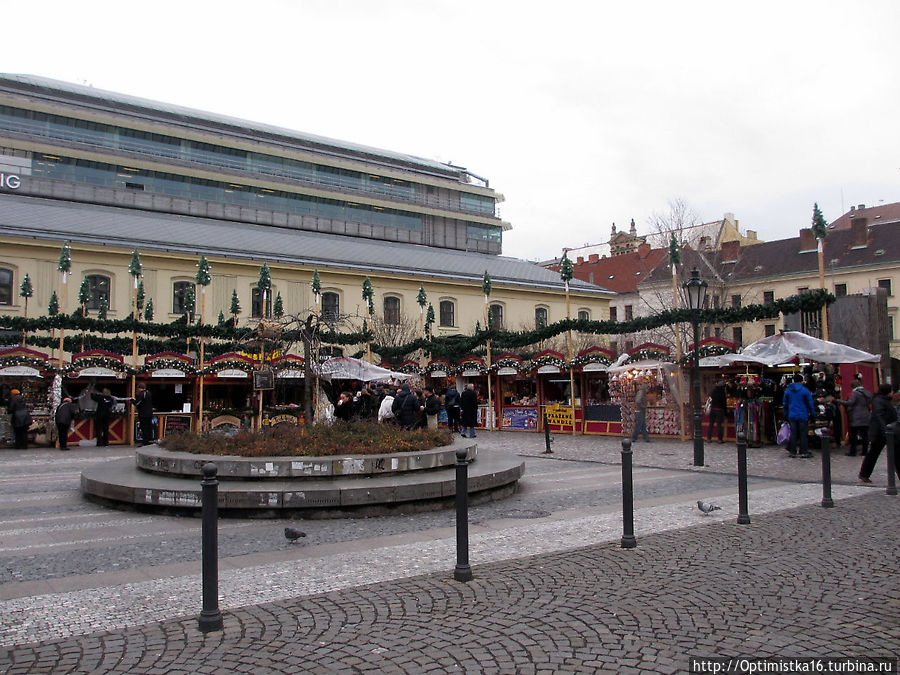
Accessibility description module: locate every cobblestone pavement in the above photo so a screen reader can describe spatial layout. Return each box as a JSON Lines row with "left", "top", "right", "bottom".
{"left": 0, "top": 433, "right": 897, "bottom": 673}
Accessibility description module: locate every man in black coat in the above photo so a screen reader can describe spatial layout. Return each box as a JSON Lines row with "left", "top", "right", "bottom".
{"left": 91, "top": 387, "right": 115, "bottom": 447}
{"left": 443, "top": 386, "right": 461, "bottom": 433}
{"left": 55, "top": 397, "right": 77, "bottom": 450}
{"left": 460, "top": 383, "right": 478, "bottom": 438}
{"left": 7, "top": 388, "right": 30, "bottom": 449}
{"left": 858, "top": 383, "right": 898, "bottom": 483}
{"left": 399, "top": 387, "right": 423, "bottom": 430}
{"left": 132, "top": 383, "right": 154, "bottom": 446}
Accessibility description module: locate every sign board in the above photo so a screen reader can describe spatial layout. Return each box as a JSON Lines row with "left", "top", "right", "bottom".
{"left": 537, "top": 365, "right": 561, "bottom": 374}
{"left": 501, "top": 406, "right": 539, "bottom": 430}
{"left": 276, "top": 369, "right": 304, "bottom": 379}
{"left": 461, "top": 369, "right": 482, "bottom": 377}
{"left": 216, "top": 369, "right": 248, "bottom": 379}
{"left": 0, "top": 173, "right": 21, "bottom": 190}
{"left": 163, "top": 414, "right": 192, "bottom": 436}
{"left": 268, "top": 414, "right": 299, "bottom": 426}
{"left": 253, "top": 369, "right": 274, "bottom": 390}
{"left": 151, "top": 368, "right": 186, "bottom": 378}
{"left": 430, "top": 370, "right": 448, "bottom": 378}
{"left": 496, "top": 367, "right": 518, "bottom": 376}
{"left": 544, "top": 404, "right": 574, "bottom": 426}
{"left": 0, "top": 365, "right": 41, "bottom": 377}
{"left": 77, "top": 367, "right": 118, "bottom": 377}
{"left": 582, "top": 362, "right": 606, "bottom": 372}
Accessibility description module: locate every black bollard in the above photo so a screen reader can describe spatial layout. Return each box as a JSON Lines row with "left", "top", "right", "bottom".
{"left": 620, "top": 438, "right": 636, "bottom": 548}
{"left": 820, "top": 434, "right": 834, "bottom": 508}
{"left": 887, "top": 423, "right": 897, "bottom": 497}
{"left": 453, "top": 448, "right": 473, "bottom": 582}
{"left": 543, "top": 412, "right": 553, "bottom": 454}
{"left": 198, "top": 462, "right": 223, "bottom": 633}
{"left": 736, "top": 432, "right": 751, "bottom": 524}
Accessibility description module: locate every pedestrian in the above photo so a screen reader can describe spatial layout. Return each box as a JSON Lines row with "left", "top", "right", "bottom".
{"left": 131, "top": 383, "right": 154, "bottom": 446}
{"left": 55, "top": 396, "right": 77, "bottom": 450}
{"left": 7, "top": 388, "right": 31, "bottom": 449}
{"left": 423, "top": 387, "right": 440, "bottom": 430}
{"left": 858, "top": 383, "right": 899, "bottom": 484}
{"left": 90, "top": 387, "right": 115, "bottom": 447}
{"left": 706, "top": 380, "right": 727, "bottom": 443}
{"left": 783, "top": 373, "right": 815, "bottom": 458}
{"left": 444, "top": 385, "right": 461, "bottom": 433}
{"left": 631, "top": 380, "right": 650, "bottom": 443}
{"left": 334, "top": 391, "right": 354, "bottom": 422}
{"left": 399, "top": 386, "right": 423, "bottom": 430}
{"left": 460, "top": 383, "right": 478, "bottom": 438}
{"left": 392, "top": 383, "right": 410, "bottom": 421}
{"left": 837, "top": 374, "right": 872, "bottom": 457}
{"left": 378, "top": 388, "right": 396, "bottom": 424}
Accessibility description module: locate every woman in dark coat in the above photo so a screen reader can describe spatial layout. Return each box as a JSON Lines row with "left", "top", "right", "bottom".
{"left": 460, "top": 383, "right": 478, "bottom": 438}
{"left": 858, "top": 384, "right": 898, "bottom": 483}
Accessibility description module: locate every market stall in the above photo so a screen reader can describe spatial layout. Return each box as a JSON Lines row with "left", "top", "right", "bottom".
{"left": 201, "top": 352, "right": 257, "bottom": 431}
{"left": 267, "top": 354, "right": 307, "bottom": 426}
{"left": 533, "top": 350, "right": 579, "bottom": 434}
{"left": 608, "top": 343, "right": 683, "bottom": 439}
{"left": 140, "top": 352, "right": 197, "bottom": 440}
{"left": 494, "top": 354, "right": 538, "bottom": 432}
{"left": 64, "top": 350, "right": 130, "bottom": 446}
{"left": 457, "top": 356, "right": 493, "bottom": 429}
{"left": 1, "top": 347, "right": 53, "bottom": 447}
{"left": 572, "top": 346, "right": 619, "bottom": 435}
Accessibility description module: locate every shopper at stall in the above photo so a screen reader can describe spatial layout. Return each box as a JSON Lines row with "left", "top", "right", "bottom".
{"left": 423, "top": 387, "right": 441, "bottom": 430}
{"left": 783, "top": 374, "right": 815, "bottom": 458}
{"left": 7, "top": 389, "right": 31, "bottom": 449}
{"left": 90, "top": 387, "right": 115, "bottom": 447}
{"left": 460, "top": 383, "right": 478, "bottom": 438}
{"left": 631, "top": 380, "right": 650, "bottom": 443}
{"left": 399, "top": 387, "right": 424, "bottom": 430}
{"left": 132, "top": 383, "right": 154, "bottom": 446}
{"left": 444, "top": 385, "right": 461, "bottom": 433}
{"left": 378, "top": 388, "right": 396, "bottom": 424}
{"left": 837, "top": 374, "right": 872, "bottom": 457}
{"left": 858, "top": 383, "right": 899, "bottom": 484}
{"left": 55, "top": 397, "right": 77, "bottom": 451}
{"left": 334, "top": 391, "right": 354, "bottom": 422}
{"left": 706, "top": 380, "right": 728, "bottom": 444}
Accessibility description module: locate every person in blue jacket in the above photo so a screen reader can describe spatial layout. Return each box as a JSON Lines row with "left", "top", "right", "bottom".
{"left": 783, "top": 374, "right": 815, "bottom": 458}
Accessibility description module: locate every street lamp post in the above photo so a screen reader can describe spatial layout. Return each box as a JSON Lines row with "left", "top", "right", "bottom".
{"left": 683, "top": 267, "right": 708, "bottom": 466}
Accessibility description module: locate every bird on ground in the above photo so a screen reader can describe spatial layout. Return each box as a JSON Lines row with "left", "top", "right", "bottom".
{"left": 284, "top": 527, "right": 307, "bottom": 542}
{"left": 697, "top": 500, "right": 722, "bottom": 516}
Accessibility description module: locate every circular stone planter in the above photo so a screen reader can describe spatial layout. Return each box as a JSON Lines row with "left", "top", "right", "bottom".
{"left": 81, "top": 437, "right": 525, "bottom": 518}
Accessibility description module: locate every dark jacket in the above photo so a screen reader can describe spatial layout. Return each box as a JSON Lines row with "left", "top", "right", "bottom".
{"left": 398, "top": 391, "right": 421, "bottom": 428}
{"left": 783, "top": 382, "right": 814, "bottom": 421}
{"left": 392, "top": 389, "right": 409, "bottom": 416}
{"left": 91, "top": 392, "right": 115, "bottom": 420}
{"left": 8, "top": 394, "right": 30, "bottom": 428}
{"left": 334, "top": 397, "right": 354, "bottom": 422}
{"left": 424, "top": 393, "right": 440, "bottom": 417}
{"left": 460, "top": 387, "right": 478, "bottom": 427}
{"left": 868, "top": 392, "right": 898, "bottom": 438}
{"left": 133, "top": 389, "right": 153, "bottom": 418}
{"left": 444, "top": 388, "right": 460, "bottom": 409}
{"left": 55, "top": 400, "right": 77, "bottom": 426}
{"left": 838, "top": 386, "right": 872, "bottom": 428}
{"left": 710, "top": 383, "right": 728, "bottom": 410}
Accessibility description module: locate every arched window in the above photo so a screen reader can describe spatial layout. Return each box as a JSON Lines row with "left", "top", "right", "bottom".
{"left": 322, "top": 292, "right": 340, "bottom": 322}
{"left": 535, "top": 306, "right": 548, "bottom": 328}
{"left": 383, "top": 296, "right": 400, "bottom": 325}
{"left": 251, "top": 287, "right": 273, "bottom": 318}
{"left": 439, "top": 300, "right": 455, "bottom": 327}
{"left": 0, "top": 267, "right": 12, "bottom": 306}
{"left": 577, "top": 309, "right": 590, "bottom": 322}
{"left": 84, "top": 274, "right": 110, "bottom": 311}
{"left": 488, "top": 303, "right": 503, "bottom": 330}
{"left": 173, "top": 281, "right": 196, "bottom": 315}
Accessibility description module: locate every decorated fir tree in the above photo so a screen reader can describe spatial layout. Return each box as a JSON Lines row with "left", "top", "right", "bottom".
{"left": 811, "top": 203, "right": 828, "bottom": 240}
{"left": 19, "top": 274, "right": 33, "bottom": 317}
{"left": 217, "top": 310, "right": 226, "bottom": 327}
{"left": 311, "top": 269, "right": 321, "bottom": 305}
{"left": 183, "top": 285, "right": 196, "bottom": 320}
{"left": 78, "top": 277, "right": 91, "bottom": 313}
{"left": 559, "top": 252, "right": 574, "bottom": 287}
{"left": 482, "top": 270, "right": 492, "bottom": 299}
{"left": 668, "top": 233, "right": 681, "bottom": 268}
{"left": 136, "top": 280, "right": 146, "bottom": 315}
{"left": 97, "top": 295, "right": 108, "bottom": 320}
{"left": 273, "top": 291, "right": 284, "bottom": 318}
{"left": 58, "top": 241, "right": 72, "bottom": 275}
{"left": 416, "top": 285, "right": 427, "bottom": 313}
{"left": 128, "top": 249, "right": 143, "bottom": 278}
{"left": 144, "top": 298, "right": 154, "bottom": 321}
{"left": 425, "top": 303, "right": 435, "bottom": 336}
{"left": 230, "top": 289, "right": 241, "bottom": 327}
{"left": 195, "top": 255, "right": 212, "bottom": 286}
{"left": 48, "top": 291, "right": 59, "bottom": 316}
{"left": 361, "top": 277, "right": 374, "bottom": 316}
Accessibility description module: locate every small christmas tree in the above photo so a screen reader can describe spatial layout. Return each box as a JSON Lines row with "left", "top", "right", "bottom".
{"left": 559, "top": 252, "right": 574, "bottom": 285}
{"left": 78, "top": 277, "right": 91, "bottom": 312}
{"left": 48, "top": 291, "right": 59, "bottom": 316}
{"left": 811, "top": 203, "right": 828, "bottom": 240}
{"left": 311, "top": 269, "right": 321, "bottom": 305}
{"left": 136, "top": 281, "right": 146, "bottom": 314}
{"left": 668, "top": 233, "right": 681, "bottom": 268}
{"left": 183, "top": 285, "right": 196, "bottom": 319}
{"left": 417, "top": 285, "right": 427, "bottom": 312}
{"left": 144, "top": 298, "right": 154, "bottom": 321}
{"left": 129, "top": 249, "right": 143, "bottom": 278}
{"left": 361, "top": 277, "right": 374, "bottom": 316}
{"left": 195, "top": 255, "right": 212, "bottom": 286}
{"left": 273, "top": 292, "right": 284, "bottom": 318}
{"left": 425, "top": 303, "right": 435, "bottom": 337}
{"left": 230, "top": 289, "right": 241, "bottom": 327}
{"left": 482, "top": 271, "right": 492, "bottom": 299}
{"left": 217, "top": 310, "right": 226, "bottom": 327}
{"left": 19, "top": 274, "right": 33, "bottom": 319}
{"left": 97, "top": 295, "right": 108, "bottom": 320}
{"left": 58, "top": 241, "right": 72, "bottom": 275}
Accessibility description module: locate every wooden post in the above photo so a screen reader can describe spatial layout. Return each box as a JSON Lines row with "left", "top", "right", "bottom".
{"left": 565, "top": 280, "right": 576, "bottom": 435}
{"left": 198, "top": 287, "right": 205, "bottom": 432}
{"left": 58, "top": 272, "right": 66, "bottom": 369}
{"left": 818, "top": 239, "right": 829, "bottom": 341}
{"left": 128, "top": 277, "right": 138, "bottom": 446}
{"left": 673, "top": 266, "right": 688, "bottom": 440}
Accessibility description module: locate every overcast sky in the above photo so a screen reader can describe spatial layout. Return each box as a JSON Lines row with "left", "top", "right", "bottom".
{"left": 5, "top": 1, "right": 899, "bottom": 261}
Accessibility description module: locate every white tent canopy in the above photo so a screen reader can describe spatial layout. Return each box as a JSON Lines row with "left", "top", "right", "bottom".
{"left": 316, "top": 356, "right": 411, "bottom": 383}
{"left": 738, "top": 331, "right": 880, "bottom": 367}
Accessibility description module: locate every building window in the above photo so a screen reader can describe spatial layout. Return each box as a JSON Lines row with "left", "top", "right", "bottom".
{"left": 0, "top": 267, "right": 12, "bottom": 306}
{"left": 578, "top": 309, "right": 590, "bottom": 322}
{"left": 878, "top": 279, "right": 892, "bottom": 296}
{"left": 609, "top": 306, "right": 617, "bottom": 322}
{"left": 439, "top": 300, "right": 455, "bottom": 327}
{"left": 712, "top": 295, "right": 720, "bottom": 309}
{"left": 732, "top": 327, "right": 743, "bottom": 347}
{"left": 85, "top": 274, "right": 110, "bottom": 311}
{"left": 731, "top": 295, "right": 741, "bottom": 308}
{"left": 765, "top": 324, "right": 776, "bottom": 337}
{"left": 624, "top": 305, "right": 633, "bottom": 321}
{"left": 624, "top": 340, "right": 634, "bottom": 352}
{"left": 383, "top": 296, "right": 400, "bottom": 325}
{"left": 322, "top": 292, "right": 340, "bottom": 322}
{"left": 488, "top": 303, "right": 503, "bottom": 329}
{"left": 834, "top": 283, "right": 847, "bottom": 298}
{"left": 763, "top": 290, "right": 775, "bottom": 304}
{"left": 890, "top": 316, "right": 895, "bottom": 342}
{"left": 172, "top": 281, "right": 195, "bottom": 315}
{"left": 251, "top": 288, "right": 272, "bottom": 318}
{"left": 535, "top": 306, "right": 548, "bottom": 328}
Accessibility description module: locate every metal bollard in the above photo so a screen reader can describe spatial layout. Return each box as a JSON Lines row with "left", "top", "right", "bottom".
{"left": 620, "top": 438, "right": 636, "bottom": 548}
{"left": 887, "top": 423, "right": 897, "bottom": 497}
{"left": 453, "top": 448, "right": 473, "bottom": 582}
{"left": 543, "top": 412, "right": 553, "bottom": 454}
{"left": 198, "top": 462, "right": 223, "bottom": 633}
{"left": 736, "top": 432, "right": 750, "bottom": 524}
{"left": 820, "top": 434, "right": 834, "bottom": 508}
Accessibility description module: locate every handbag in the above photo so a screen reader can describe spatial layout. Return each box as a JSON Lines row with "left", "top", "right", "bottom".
{"left": 777, "top": 422, "right": 791, "bottom": 445}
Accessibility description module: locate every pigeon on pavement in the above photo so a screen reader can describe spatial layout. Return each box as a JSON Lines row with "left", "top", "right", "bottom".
{"left": 697, "top": 500, "right": 722, "bottom": 516}
{"left": 284, "top": 526, "right": 307, "bottom": 542}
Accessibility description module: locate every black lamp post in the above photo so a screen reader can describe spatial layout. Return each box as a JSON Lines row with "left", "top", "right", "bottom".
{"left": 683, "top": 267, "right": 708, "bottom": 466}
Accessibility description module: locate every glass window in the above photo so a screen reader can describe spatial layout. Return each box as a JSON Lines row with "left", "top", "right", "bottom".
{"left": 732, "top": 326, "right": 743, "bottom": 347}
{"left": 439, "top": 300, "right": 455, "bottom": 327}
{"left": 578, "top": 310, "right": 590, "bottom": 322}
{"left": 535, "top": 307, "right": 548, "bottom": 328}
{"left": 322, "top": 292, "right": 340, "bottom": 322}
{"left": 878, "top": 279, "right": 892, "bottom": 296}
{"left": 251, "top": 288, "right": 273, "bottom": 318}
{"left": 624, "top": 305, "right": 633, "bottom": 321}
{"left": 172, "top": 281, "right": 195, "bottom": 315}
{"left": 731, "top": 295, "right": 741, "bottom": 308}
{"left": 609, "top": 306, "right": 617, "bottom": 322}
{"left": 0, "top": 267, "right": 12, "bottom": 305}
{"left": 85, "top": 274, "right": 110, "bottom": 311}
{"left": 834, "top": 283, "right": 847, "bottom": 298}
{"left": 765, "top": 324, "right": 776, "bottom": 337}
{"left": 488, "top": 304, "right": 503, "bottom": 329}
{"left": 763, "top": 290, "right": 775, "bottom": 304}
{"left": 383, "top": 296, "right": 400, "bottom": 325}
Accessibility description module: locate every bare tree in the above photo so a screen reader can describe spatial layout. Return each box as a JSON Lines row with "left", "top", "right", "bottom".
{"left": 646, "top": 197, "right": 703, "bottom": 249}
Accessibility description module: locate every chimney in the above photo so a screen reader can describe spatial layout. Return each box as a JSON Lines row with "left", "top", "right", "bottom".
{"left": 798, "top": 227, "right": 816, "bottom": 252}
{"left": 857, "top": 204, "right": 866, "bottom": 210}
{"left": 851, "top": 219, "right": 868, "bottom": 248}
{"left": 746, "top": 229, "right": 757, "bottom": 240}
{"left": 637, "top": 242, "right": 651, "bottom": 259}
{"left": 720, "top": 239, "right": 740, "bottom": 262}
{"left": 588, "top": 253, "right": 599, "bottom": 263}
{"left": 698, "top": 235, "right": 709, "bottom": 249}
{"left": 576, "top": 256, "right": 584, "bottom": 264}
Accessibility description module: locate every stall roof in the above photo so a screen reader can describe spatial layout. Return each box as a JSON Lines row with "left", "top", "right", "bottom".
{"left": 317, "top": 357, "right": 410, "bottom": 383}
{"left": 738, "top": 332, "right": 879, "bottom": 366}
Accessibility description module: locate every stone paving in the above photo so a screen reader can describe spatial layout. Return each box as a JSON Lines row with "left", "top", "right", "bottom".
{"left": 0, "top": 432, "right": 897, "bottom": 673}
